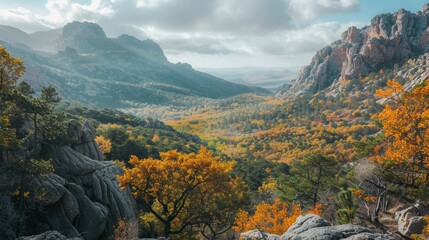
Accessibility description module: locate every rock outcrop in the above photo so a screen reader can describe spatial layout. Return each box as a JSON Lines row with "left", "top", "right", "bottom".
{"left": 241, "top": 230, "right": 279, "bottom": 240}
{"left": 241, "top": 214, "right": 394, "bottom": 240}
{"left": 395, "top": 202, "right": 429, "bottom": 237}
{"left": 17, "top": 231, "right": 80, "bottom": 240}
{"left": 17, "top": 119, "right": 138, "bottom": 240}
{"left": 277, "top": 4, "right": 429, "bottom": 96}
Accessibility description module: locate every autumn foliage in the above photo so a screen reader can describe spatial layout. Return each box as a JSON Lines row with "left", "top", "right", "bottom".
{"left": 373, "top": 80, "right": 429, "bottom": 197}
{"left": 233, "top": 198, "right": 301, "bottom": 235}
{"left": 95, "top": 135, "right": 112, "bottom": 155}
{"left": 118, "top": 147, "right": 247, "bottom": 238}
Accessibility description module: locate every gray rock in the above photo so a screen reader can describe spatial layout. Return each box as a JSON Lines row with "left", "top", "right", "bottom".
{"left": 67, "top": 119, "right": 83, "bottom": 145}
{"left": 277, "top": 4, "right": 429, "bottom": 97}
{"left": 241, "top": 229, "right": 279, "bottom": 240}
{"left": 281, "top": 214, "right": 331, "bottom": 238}
{"left": 278, "top": 215, "right": 394, "bottom": 240}
{"left": 68, "top": 119, "right": 103, "bottom": 161}
{"left": 242, "top": 215, "right": 394, "bottom": 240}
{"left": 14, "top": 119, "right": 138, "bottom": 240}
{"left": 17, "top": 230, "right": 81, "bottom": 240}
{"left": 395, "top": 202, "right": 429, "bottom": 236}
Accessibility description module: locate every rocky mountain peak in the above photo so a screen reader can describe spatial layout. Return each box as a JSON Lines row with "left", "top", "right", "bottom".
{"left": 61, "top": 21, "right": 107, "bottom": 41}
{"left": 277, "top": 4, "right": 429, "bottom": 97}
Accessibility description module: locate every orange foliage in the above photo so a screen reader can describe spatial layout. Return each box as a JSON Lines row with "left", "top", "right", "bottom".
{"left": 233, "top": 198, "right": 301, "bottom": 235}
{"left": 308, "top": 203, "right": 323, "bottom": 216}
{"left": 373, "top": 80, "right": 429, "bottom": 194}
{"left": 95, "top": 135, "right": 112, "bottom": 155}
{"left": 118, "top": 147, "right": 246, "bottom": 237}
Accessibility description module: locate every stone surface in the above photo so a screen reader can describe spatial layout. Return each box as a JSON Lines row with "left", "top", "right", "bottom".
{"left": 395, "top": 202, "right": 429, "bottom": 236}
{"left": 281, "top": 214, "right": 331, "bottom": 238}
{"left": 277, "top": 4, "right": 429, "bottom": 97}
{"left": 67, "top": 119, "right": 103, "bottom": 161}
{"left": 241, "top": 230, "right": 279, "bottom": 240}
{"left": 243, "top": 215, "right": 394, "bottom": 240}
{"left": 17, "top": 231, "right": 81, "bottom": 240}
{"left": 12, "top": 119, "right": 137, "bottom": 240}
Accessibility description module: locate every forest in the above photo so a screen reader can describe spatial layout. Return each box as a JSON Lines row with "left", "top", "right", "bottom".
{"left": 2, "top": 40, "right": 429, "bottom": 239}
{"left": 2, "top": 2, "right": 429, "bottom": 239}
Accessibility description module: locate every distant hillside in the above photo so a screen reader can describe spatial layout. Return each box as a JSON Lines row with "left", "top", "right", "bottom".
{"left": 199, "top": 67, "right": 298, "bottom": 92}
{"left": 277, "top": 4, "right": 429, "bottom": 97}
{"left": 0, "top": 21, "right": 269, "bottom": 108}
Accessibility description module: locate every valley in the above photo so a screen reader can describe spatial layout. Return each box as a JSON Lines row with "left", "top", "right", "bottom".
{"left": 2, "top": 2, "right": 429, "bottom": 240}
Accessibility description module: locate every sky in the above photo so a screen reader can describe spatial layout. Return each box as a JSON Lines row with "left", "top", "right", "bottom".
{"left": 0, "top": 0, "right": 427, "bottom": 68}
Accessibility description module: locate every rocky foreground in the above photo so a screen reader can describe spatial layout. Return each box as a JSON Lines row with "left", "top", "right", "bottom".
{"left": 241, "top": 214, "right": 394, "bottom": 240}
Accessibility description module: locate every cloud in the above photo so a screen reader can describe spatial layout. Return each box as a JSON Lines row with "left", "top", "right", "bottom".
{"left": 289, "top": 0, "right": 359, "bottom": 20}
{"left": 37, "top": 0, "right": 115, "bottom": 28}
{"left": 0, "top": 0, "right": 362, "bottom": 67}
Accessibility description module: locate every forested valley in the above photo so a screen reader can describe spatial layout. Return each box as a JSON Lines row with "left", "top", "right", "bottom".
{"left": 2, "top": 2, "right": 429, "bottom": 240}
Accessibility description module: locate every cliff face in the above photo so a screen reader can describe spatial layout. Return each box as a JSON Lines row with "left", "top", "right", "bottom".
{"left": 4, "top": 119, "right": 137, "bottom": 240}
{"left": 277, "top": 4, "right": 429, "bottom": 96}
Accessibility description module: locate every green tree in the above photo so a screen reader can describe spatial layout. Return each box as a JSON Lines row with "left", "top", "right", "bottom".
{"left": 278, "top": 154, "right": 340, "bottom": 206}
{"left": 336, "top": 189, "right": 358, "bottom": 224}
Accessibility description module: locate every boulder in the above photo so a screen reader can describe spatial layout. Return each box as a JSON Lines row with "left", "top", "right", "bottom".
{"left": 241, "top": 230, "right": 279, "bottom": 240}
{"left": 242, "top": 215, "right": 394, "bottom": 240}
{"left": 67, "top": 119, "right": 103, "bottom": 161}
{"left": 395, "top": 202, "right": 429, "bottom": 236}
{"left": 17, "top": 230, "right": 81, "bottom": 240}
{"left": 280, "top": 214, "right": 330, "bottom": 237}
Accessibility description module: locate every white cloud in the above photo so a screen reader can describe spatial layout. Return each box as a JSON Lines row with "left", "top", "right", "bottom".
{"left": 0, "top": 0, "right": 363, "bottom": 67}
{"left": 136, "top": 0, "right": 171, "bottom": 8}
{"left": 36, "top": 0, "right": 114, "bottom": 28}
{"left": 289, "top": 0, "right": 359, "bottom": 20}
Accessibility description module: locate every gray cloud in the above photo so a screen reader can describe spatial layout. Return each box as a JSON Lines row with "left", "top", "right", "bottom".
{"left": 0, "top": 0, "right": 361, "bottom": 67}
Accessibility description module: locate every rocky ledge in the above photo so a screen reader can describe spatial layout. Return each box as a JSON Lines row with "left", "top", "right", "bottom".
{"left": 241, "top": 214, "right": 395, "bottom": 240}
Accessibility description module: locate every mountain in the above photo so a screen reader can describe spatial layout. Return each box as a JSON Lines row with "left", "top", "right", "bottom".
{"left": 199, "top": 67, "right": 298, "bottom": 92}
{"left": 277, "top": 4, "right": 429, "bottom": 96}
{"left": 0, "top": 22, "right": 268, "bottom": 108}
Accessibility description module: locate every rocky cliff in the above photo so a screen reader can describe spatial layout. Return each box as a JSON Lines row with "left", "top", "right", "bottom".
{"left": 277, "top": 4, "right": 429, "bottom": 96}
{"left": 4, "top": 119, "right": 138, "bottom": 240}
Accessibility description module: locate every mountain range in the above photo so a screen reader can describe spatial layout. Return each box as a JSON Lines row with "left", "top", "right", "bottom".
{"left": 0, "top": 21, "right": 268, "bottom": 108}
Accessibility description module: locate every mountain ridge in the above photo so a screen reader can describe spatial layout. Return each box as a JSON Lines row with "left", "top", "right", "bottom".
{"left": 0, "top": 21, "right": 269, "bottom": 108}
{"left": 277, "top": 3, "right": 429, "bottom": 97}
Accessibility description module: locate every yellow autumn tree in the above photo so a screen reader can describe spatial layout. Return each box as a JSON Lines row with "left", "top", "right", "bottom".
{"left": 152, "top": 134, "right": 160, "bottom": 143}
{"left": 95, "top": 135, "right": 112, "bottom": 155}
{"left": 0, "top": 46, "right": 24, "bottom": 92}
{"left": 234, "top": 198, "right": 301, "bottom": 235}
{"left": 118, "top": 147, "right": 248, "bottom": 238}
{"left": 374, "top": 79, "right": 429, "bottom": 198}
{"left": 0, "top": 46, "right": 25, "bottom": 162}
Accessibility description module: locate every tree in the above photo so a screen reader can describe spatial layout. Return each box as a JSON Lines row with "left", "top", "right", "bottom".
{"left": 0, "top": 46, "right": 24, "bottom": 92}
{"left": 233, "top": 198, "right": 301, "bottom": 235}
{"left": 0, "top": 47, "right": 66, "bottom": 237}
{"left": 373, "top": 80, "right": 429, "bottom": 199}
{"left": 95, "top": 136, "right": 112, "bottom": 156}
{"left": 0, "top": 47, "right": 24, "bottom": 162}
{"left": 278, "top": 154, "right": 340, "bottom": 206}
{"left": 118, "top": 147, "right": 247, "bottom": 238}
{"left": 336, "top": 189, "right": 358, "bottom": 224}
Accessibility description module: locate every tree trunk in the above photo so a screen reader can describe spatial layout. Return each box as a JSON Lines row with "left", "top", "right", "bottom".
{"left": 163, "top": 221, "right": 171, "bottom": 238}
{"left": 150, "top": 222, "right": 156, "bottom": 238}
{"left": 0, "top": 145, "right": 3, "bottom": 162}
